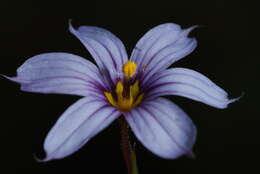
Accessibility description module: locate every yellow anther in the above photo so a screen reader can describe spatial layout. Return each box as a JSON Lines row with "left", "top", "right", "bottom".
{"left": 115, "top": 80, "right": 124, "bottom": 101}
{"left": 122, "top": 61, "right": 137, "bottom": 79}
{"left": 104, "top": 80, "right": 143, "bottom": 112}
{"left": 130, "top": 80, "right": 139, "bottom": 99}
{"left": 115, "top": 81, "right": 124, "bottom": 94}
{"left": 104, "top": 92, "right": 117, "bottom": 107}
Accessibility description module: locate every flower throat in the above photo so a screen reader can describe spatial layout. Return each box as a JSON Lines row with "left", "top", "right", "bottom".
{"left": 104, "top": 61, "right": 144, "bottom": 112}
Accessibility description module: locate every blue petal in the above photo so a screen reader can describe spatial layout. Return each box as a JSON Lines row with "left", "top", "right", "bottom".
{"left": 145, "top": 68, "right": 238, "bottom": 109}
{"left": 3, "top": 53, "right": 106, "bottom": 98}
{"left": 124, "top": 98, "right": 196, "bottom": 159}
{"left": 41, "top": 96, "right": 121, "bottom": 161}
{"left": 130, "top": 23, "right": 197, "bottom": 84}
{"left": 69, "top": 22, "right": 128, "bottom": 84}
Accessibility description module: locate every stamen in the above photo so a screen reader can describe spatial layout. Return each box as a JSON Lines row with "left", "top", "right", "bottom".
{"left": 104, "top": 92, "right": 117, "bottom": 107}
{"left": 104, "top": 61, "right": 143, "bottom": 111}
{"left": 116, "top": 80, "right": 124, "bottom": 100}
{"left": 122, "top": 61, "right": 137, "bottom": 79}
{"left": 130, "top": 80, "right": 139, "bottom": 99}
{"left": 104, "top": 80, "right": 143, "bottom": 112}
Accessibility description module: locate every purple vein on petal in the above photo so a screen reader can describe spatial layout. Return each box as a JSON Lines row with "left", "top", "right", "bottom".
{"left": 146, "top": 81, "right": 226, "bottom": 103}
{"left": 69, "top": 24, "right": 122, "bottom": 85}
{"left": 142, "top": 102, "right": 194, "bottom": 138}
{"left": 46, "top": 106, "right": 116, "bottom": 160}
{"left": 21, "top": 75, "right": 105, "bottom": 92}
{"left": 139, "top": 106, "right": 194, "bottom": 156}
{"left": 145, "top": 89, "right": 202, "bottom": 102}
{"left": 140, "top": 38, "right": 197, "bottom": 83}
{"left": 18, "top": 66, "right": 106, "bottom": 90}
{"left": 69, "top": 110, "right": 118, "bottom": 155}
{"left": 77, "top": 25, "right": 128, "bottom": 71}
{"left": 43, "top": 101, "right": 115, "bottom": 161}
{"left": 131, "top": 23, "right": 182, "bottom": 65}
{"left": 143, "top": 69, "right": 227, "bottom": 96}
{"left": 140, "top": 27, "right": 195, "bottom": 70}
{"left": 140, "top": 39, "right": 197, "bottom": 86}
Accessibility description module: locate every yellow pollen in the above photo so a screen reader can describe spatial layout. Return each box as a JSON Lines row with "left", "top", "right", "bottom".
{"left": 122, "top": 61, "right": 137, "bottom": 79}
{"left": 104, "top": 80, "right": 143, "bottom": 112}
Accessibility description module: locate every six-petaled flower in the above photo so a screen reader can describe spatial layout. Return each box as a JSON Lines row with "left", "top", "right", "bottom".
{"left": 3, "top": 22, "right": 237, "bottom": 161}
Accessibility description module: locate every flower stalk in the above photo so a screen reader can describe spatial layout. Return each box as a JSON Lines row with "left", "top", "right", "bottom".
{"left": 119, "top": 117, "right": 139, "bottom": 174}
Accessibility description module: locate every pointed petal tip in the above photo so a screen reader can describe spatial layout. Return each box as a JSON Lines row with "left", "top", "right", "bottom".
{"left": 68, "top": 19, "right": 73, "bottom": 31}
{"left": 68, "top": 19, "right": 72, "bottom": 25}
{"left": 68, "top": 19, "right": 74, "bottom": 31}
{"left": 33, "top": 152, "right": 60, "bottom": 162}
{"left": 0, "top": 74, "right": 11, "bottom": 80}
{"left": 33, "top": 153, "right": 49, "bottom": 163}
{"left": 189, "top": 25, "right": 200, "bottom": 31}
{"left": 217, "top": 93, "right": 242, "bottom": 109}
{"left": 68, "top": 19, "right": 78, "bottom": 35}
{"left": 227, "top": 92, "right": 244, "bottom": 105}
{"left": 184, "top": 25, "right": 200, "bottom": 35}
{"left": 0, "top": 74, "right": 13, "bottom": 80}
{"left": 0, "top": 74, "right": 30, "bottom": 84}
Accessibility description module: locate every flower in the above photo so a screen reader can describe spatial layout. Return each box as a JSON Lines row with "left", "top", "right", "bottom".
{"left": 4, "top": 22, "right": 237, "bottom": 161}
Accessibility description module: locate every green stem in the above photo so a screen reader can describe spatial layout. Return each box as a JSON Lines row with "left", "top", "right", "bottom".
{"left": 118, "top": 117, "right": 139, "bottom": 174}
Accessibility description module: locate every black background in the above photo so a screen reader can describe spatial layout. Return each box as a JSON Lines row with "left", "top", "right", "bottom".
{"left": 0, "top": 0, "right": 258, "bottom": 174}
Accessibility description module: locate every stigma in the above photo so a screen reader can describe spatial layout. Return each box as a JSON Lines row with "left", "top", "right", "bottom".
{"left": 104, "top": 61, "right": 143, "bottom": 112}
{"left": 122, "top": 61, "right": 137, "bottom": 79}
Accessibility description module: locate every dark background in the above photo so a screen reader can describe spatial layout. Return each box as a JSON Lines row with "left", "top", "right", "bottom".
{"left": 0, "top": 0, "right": 258, "bottom": 173}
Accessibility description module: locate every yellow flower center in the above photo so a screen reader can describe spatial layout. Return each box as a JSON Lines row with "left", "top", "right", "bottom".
{"left": 104, "top": 61, "right": 144, "bottom": 112}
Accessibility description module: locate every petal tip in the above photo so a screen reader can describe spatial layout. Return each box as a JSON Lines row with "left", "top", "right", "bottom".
{"left": 0, "top": 74, "right": 29, "bottom": 84}
{"left": 68, "top": 19, "right": 75, "bottom": 30}
{"left": 184, "top": 25, "right": 200, "bottom": 36}
{"left": 33, "top": 153, "right": 49, "bottom": 163}
{"left": 33, "top": 151, "right": 59, "bottom": 162}
{"left": 228, "top": 92, "right": 244, "bottom": 105}
{"left": 68, "top": 19, "right": 72, "bottom": 25}
{"left": 68, "top": 19, "right": 77, "bottom": 34}
{"left": 219, "top": 93, "right": 242, "bottom": 109}
{"left": 0, "top": 74, "right": 10, "bottom": 80}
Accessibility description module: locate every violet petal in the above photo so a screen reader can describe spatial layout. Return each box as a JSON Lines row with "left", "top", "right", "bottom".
{"left": 69, "top": 22, "right": 128, "bottom": 84}
{"left": 4, "top": 53, "right": 106, "bottom": 98}
{"left": 42, "top": 96, "right": 121, "bottom": 161}
{"left": 124, "top": 97, "right": 196, "bottom": 159}
{"left": 130, "top": 23, "right": 197, "bottom": 82}
{"left": 145, "top": 68, "right": 238, "bottom": 109}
